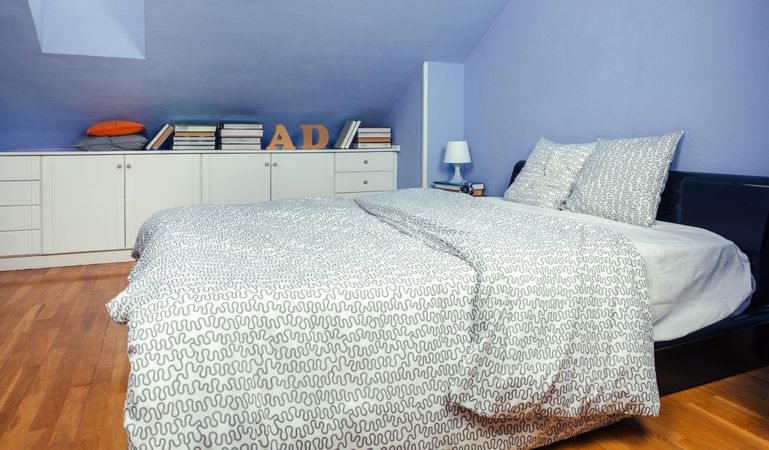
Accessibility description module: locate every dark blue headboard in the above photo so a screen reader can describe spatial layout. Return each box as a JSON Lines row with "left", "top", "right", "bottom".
{"left": 509, "top": 161, "right": 769, "bottom": 311}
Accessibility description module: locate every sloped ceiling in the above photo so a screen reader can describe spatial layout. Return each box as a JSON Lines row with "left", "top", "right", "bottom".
{"left": 0, "top": 0, "right": 509, "bottom": 149}
{"left": 28, "top": 0, "right": 145, "bottom": 59}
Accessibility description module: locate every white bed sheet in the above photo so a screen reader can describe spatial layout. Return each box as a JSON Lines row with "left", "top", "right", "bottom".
{"left": 481, "top": 197, "right": 754, "bottom": 341}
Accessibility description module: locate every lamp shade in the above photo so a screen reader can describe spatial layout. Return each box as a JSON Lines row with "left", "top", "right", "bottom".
{"left": 444, "top": 141, "right": 471, "bottom": 164}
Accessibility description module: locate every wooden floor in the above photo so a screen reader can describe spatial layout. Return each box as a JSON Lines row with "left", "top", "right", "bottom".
{"left": 0, "top": 263, "right": 767, "bottom": 449}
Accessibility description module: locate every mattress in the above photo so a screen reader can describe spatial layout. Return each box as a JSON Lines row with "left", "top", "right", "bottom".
{"left": 481, "top": 197, "right": 754, "bottom": 341}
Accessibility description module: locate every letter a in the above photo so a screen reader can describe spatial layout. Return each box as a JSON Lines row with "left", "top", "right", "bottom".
{"left": 267, "top": 124, "right": 296, "bottom": 150}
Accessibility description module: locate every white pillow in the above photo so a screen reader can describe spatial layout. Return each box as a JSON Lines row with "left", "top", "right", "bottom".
{"left": 564, "top": 131, "right": 683, "bottom": 227}
{"left": 504, "top": 138, "right": 596, "bottom": 209}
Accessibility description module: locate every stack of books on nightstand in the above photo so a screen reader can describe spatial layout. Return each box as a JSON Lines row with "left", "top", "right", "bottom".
{"left": 354, "top": 127, "right": 391, "bottom": 148}
{"left": 172, "top": 124, "right": 217, "bottom": 150}
{"left": 432, "top": 181, "right": 485, "bottom": 197}
{"left": 218, "top": 122, "right": 263, "bottom": 150}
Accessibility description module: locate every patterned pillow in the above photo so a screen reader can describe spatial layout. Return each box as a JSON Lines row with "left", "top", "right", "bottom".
{"left": 564, "top": 131, "right": 683, "bottom": 227}
{"left": 504, "top": 138, "right": 596, "bottom": 209}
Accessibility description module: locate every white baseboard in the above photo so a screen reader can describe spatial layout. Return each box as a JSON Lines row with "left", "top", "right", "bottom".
{"left": 0, "top": 250, "right": 134, "bottom": 271}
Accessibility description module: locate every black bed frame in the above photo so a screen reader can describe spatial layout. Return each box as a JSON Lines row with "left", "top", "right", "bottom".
{"left": 509, "top": 161, "right": 769, "bottom": 395}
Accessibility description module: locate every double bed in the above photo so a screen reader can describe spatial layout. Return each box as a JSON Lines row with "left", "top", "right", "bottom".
{"left": 106, "top": 162, "right": 768, "bottom": 449}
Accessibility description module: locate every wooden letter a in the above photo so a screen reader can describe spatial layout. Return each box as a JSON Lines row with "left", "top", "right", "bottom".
{"left": 267, "top": 124, "right": 296, "bottom": 150}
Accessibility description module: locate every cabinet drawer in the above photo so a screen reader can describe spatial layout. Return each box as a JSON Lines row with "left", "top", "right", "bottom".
{"left": 0, "top": 230, "right": 41, "bottom": 257}
{"left": 0, "top": 206, "right": 40, "bottom": 231}
{"left": 335, "top": 172, "right": 393, "bottom": 193}
{"left": 335, "top": 152, "right": 393, "bottom": 173}
{"left": 0, "top": 156, "right": 40, "bottom": 180}
{"left": 0, "top": 181, "right": 40, "bottom": 206}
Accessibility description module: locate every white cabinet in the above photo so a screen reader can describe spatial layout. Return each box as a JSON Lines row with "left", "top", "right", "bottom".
{"left": 125, "top": 154, "right": 200, "bottom": 247}
{"left": 271, "top": 153, "right": 334, "bottom": 200}
{"left": 202, "top": 153, "right": 271, "bottom": 204}
{"left": 1, "top": 149, "right": 398, "bottom": 269}
{"left": 41, "top": 155, "right": 125, "bottom": 254}
{"left": 40, "top": 153, "right": 200, "bottom": 255}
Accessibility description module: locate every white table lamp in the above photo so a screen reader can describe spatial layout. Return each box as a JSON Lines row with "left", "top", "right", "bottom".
{"left": 444, "top": 141, "right": 471, "bottom": 184}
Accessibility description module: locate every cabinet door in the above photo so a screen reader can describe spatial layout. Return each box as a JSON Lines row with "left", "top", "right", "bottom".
{"left": 202, "top": 153, "right": 271, "bottom": 204}
{"left": 271, "top": 153, "right": 334, "bottom": 200}
{"left": 124, "top": 154, "right": 201, "bottom": 247}
{"left": 41, "top": 155, "right": 125, "bottom": 254}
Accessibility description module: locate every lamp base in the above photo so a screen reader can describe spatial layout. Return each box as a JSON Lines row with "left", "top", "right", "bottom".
{"left": 448, "top": 164, "right": 464, "bottom": 184}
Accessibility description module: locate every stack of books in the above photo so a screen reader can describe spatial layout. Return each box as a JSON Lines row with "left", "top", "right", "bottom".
{"left": 432, "top": 181, "right": 485, "bottom": 197}
{"left": 334, "top": 120, "right": 361, "bottom": 149}
{"left": 173, "top": 124, "right": 216, "bottom": 150}
{"left": 218, "top": 122, "right": 263, "bottom": 150}
{"left": 355, "top": 127, "right": 391, "bottom": 148}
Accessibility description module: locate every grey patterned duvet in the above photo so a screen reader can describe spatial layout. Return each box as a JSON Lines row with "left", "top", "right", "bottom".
{"left": 107, "top": 188, "right": 658, "bottom": 449}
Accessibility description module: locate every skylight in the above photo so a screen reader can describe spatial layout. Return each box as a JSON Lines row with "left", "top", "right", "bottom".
{"left": 28, "top": 0, "right": 145, "bottom": 59}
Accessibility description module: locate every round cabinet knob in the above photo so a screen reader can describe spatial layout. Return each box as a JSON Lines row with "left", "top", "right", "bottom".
{"left": 363, "top": 160, "right": 368, "bottom": 165}
{"left": 117, "top": 163, "right": 123, "bottom": 169}
{"left": 264, "top": 162, "right": 270, "bottom": 167}
{"left": 126, "top": 164, "right": 132, "bottom": 169}
{"left": 272, "top": 162, "right": 278, "bottom": 167}
{"left": 363, "top": 180, "right": 368, "bottom": 185}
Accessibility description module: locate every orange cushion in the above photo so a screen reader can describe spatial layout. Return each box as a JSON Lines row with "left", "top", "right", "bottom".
{"left": 87, "top": 121, "right": 145, "bottom": 136}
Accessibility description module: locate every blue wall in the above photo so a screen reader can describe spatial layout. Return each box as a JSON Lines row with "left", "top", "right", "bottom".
{"left": 465, "top": 0, "right": 769, "bottom": 196}
{"left": 426, "top": 62, "right": 466, "bottom": 185}
{"left": 386, "top": 61, "right": 467, "bottom": 188}
{"left": 386, "top": 67, "right": 423, "bottom": 189}
{"left": 0, "top": 0, "right": 509, "bottom": 150}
